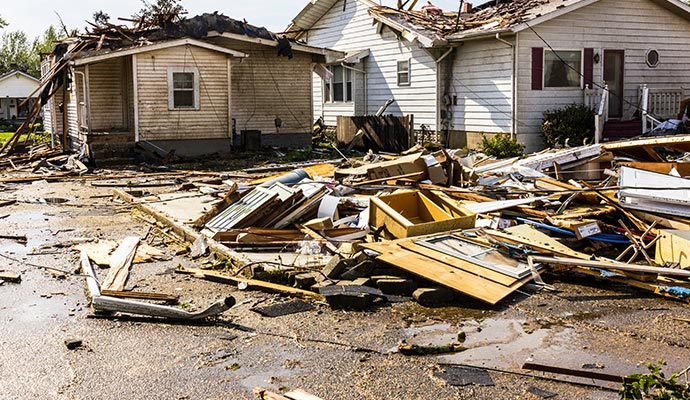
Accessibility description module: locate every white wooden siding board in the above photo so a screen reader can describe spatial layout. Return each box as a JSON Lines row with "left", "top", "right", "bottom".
{"left": 305, "top": 0, "right": 437, "bottom": 130}
{"left": 515, "top": 0, "right": 690, "bottom": 151}
{"left": 230, "top": 42, "right": 312, "bottom": 135}
{"left": 88, "top": 61, "right": 124, "bottom": 131}
{"left": 136, "top": 46, "right": 229, "bottom": 141}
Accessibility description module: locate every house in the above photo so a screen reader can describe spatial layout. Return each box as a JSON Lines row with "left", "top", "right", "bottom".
{"left": 0, "top": 70, "right": 40, "bottom": 123}
{"left": 288, "top": 0, "right": 690, "bottom": 152}
{"left": 42, "top": 13, "right": 343, "bottom": 157}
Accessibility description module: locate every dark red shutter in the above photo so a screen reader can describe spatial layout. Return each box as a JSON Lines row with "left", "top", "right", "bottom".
{"left": 583, "top": 48, "right": 594, "bottom": 88}
{"left": 531, "top": 47, "right": 543, "bottom": 91}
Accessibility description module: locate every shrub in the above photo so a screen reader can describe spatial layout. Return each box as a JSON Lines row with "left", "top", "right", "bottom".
{"left": 620, "top": 361, "right": 690, "bottom": 399}
{"left": 541, "top": 103, "right": 595, "bottom": 148}
{"left": 479, "top": 132, "right": 524, "bottom": 158}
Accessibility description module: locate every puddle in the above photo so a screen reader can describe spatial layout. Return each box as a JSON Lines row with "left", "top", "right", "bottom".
{"left": 39, "top": 197, "right": 69, "bottom": 204}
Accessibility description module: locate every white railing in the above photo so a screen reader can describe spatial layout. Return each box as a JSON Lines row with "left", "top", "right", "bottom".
{"left": 640, "top": 85, "right": 663, "bottom": 133}
{"left": 594, "top": 85, "right": 609, "bottom": 144}
{"left": 639, "top": 85, "right": 690, "bottom": 133}
{"left": 583, "top": 84, "right": 600, "bottom": 110}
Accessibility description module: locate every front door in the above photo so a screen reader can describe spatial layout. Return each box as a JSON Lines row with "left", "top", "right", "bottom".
{"left": 604, "top": 50, "right": 624, "bottom": 118}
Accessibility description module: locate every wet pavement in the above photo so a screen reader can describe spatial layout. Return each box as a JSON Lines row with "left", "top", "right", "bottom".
{"left": 1, "top": 176, "right": 690, "bottom": 399}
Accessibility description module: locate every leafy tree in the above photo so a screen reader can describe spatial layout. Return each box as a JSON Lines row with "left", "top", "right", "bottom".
{"left": 0, "top": 30, "right": 33, "bottom": 74}
{"left": 132, "top": 0, "right": 187, "bottom": 28}
{"left": 0, "top": 26, "right": 58, "bottom": 78}
{"left": 0, "top": 15, "right": 7, "bottom": 29}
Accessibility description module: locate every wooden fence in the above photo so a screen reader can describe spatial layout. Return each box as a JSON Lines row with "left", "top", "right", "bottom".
{"left": 336, "top": 115, "right": 414, "bottom": 153}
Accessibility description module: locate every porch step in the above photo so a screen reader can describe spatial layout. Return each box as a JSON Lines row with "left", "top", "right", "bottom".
{"left": 603, "top": 119, "right": 642, "bottom": 142}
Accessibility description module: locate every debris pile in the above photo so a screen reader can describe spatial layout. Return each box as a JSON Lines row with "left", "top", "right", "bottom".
{"left": 67, "top": 133, "right": 688, "bottom": 316}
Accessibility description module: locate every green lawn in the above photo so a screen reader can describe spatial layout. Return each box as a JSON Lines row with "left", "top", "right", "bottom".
{"left": 0, "top": 132, "right": 15, "bottom": 144}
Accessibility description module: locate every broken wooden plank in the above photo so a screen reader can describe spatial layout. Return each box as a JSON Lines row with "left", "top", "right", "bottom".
{"left": 528, "top": 255, "right": 690, "bottom": 279}
{"left": 190, "top": 182, "right": 239, "bottom": 228}
{"left": 299, "top": 226, "right": 339, "bottom": 254}
{"left": 177, "top": 268, "right": 326, "bottom": 302}
{"left": 522, "top": 362, "right": 636, "bottom": 384}
{"left": 112, "top": 189, "right": 249, "bottom": 266}
{"left": 92, "top": 295, "right": 235, "bottom": 320}
{"left": 0, "top": 272, "right": 21, "bottom": 283}
{"left": 284, "top": 389, "right": 326, "bottom": 400}
{"left": 100, "top": 290, "right": 179, "bottom": 304}
{"left": 363, "top": 241, "right": 530, "bottom": 305}
{"left": 101, "top": 236, "right": 139, "bottom": 291}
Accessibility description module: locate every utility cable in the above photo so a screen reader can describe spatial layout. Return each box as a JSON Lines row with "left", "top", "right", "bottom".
{"left": 525, "top": 23, "right": 661, "bottom": 120}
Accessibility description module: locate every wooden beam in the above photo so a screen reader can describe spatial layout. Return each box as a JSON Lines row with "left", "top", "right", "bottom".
{"left": 522, "top": 362, "right": 636, "bottom": 384}
{"left": 112, "top": 189, "right": 249, "bottom": 266}
{"left": 177, "top": 268, "right": 325, "bottom": 302}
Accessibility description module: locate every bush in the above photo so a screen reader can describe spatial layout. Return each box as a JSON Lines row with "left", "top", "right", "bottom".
{"left": 541, "top": 103, "right": 595, "bottom": 148}
{"left": 480, "top": 132, "right": 524, "bottom": 158}
{"left": 620, "top": 361, "right": 690, "bottom": 399}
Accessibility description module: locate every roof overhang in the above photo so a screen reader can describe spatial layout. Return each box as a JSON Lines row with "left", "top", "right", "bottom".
{"left": 368, "top": 10, "right": 447, "bottom": 48}
{"left": 206, "top": 31, "right": 346, "bottom": 61}
{"left": 71, "top": 38, "right": 248, "bottom": 66}
{"left": 288, "top": 0, "right": 379, "bottom": 39}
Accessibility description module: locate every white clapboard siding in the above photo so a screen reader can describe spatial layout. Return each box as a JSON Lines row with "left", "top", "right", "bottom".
{"left": 136, "top": 45, "right": 229, "bottom": 141}
{"left": 228, "top": 42, "right": 313, "bottom": 136}
{"left": 88, "top": 59, "right": 125, "bottom": 131}
{"left": 0, "top": 72, "right": 39, "bottom": 98}
{"left": 305, "top": 0, "right": 438, "bottom": 130}
{"left": 450, "top": 37, "right": 513, "bottom": 135}
{"left": 517, "top": 0, "right": 690, "bottom": 151}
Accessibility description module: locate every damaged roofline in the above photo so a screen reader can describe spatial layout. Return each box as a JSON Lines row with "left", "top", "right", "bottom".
{"left": 447, "top": 28, "right": 514, "bottom": 42}
{"left": 71, "top": 38, "right": 248, "bottom": 66}
{"left": 368, "top": 11, "right": 447, "bottom": 48}
{"left": 206, "top": 31, "right": 346, "bottom": 59}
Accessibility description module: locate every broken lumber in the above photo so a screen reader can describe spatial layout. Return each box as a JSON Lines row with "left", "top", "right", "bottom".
{"left": 177, "top": 268, "right": 325, "bottom": 302}
{"left": 100, "top": 290, "right": 179, "bottom": 304}
{"left": 101, "top": 236, "right": 139, "bottom": 291}
{"left": 0, "top": 272, "right": 21, "bottom": 283}
{"left": 113, "top": 189, "right": 249, "bottom": 266}
{"left": 80, "top": 251, "right": 234, "bottom": 320}
{"left": 522, "top": 362, "right": 636, "bottom": 384}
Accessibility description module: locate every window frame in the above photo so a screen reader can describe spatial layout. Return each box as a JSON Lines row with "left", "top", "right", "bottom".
{"left": 397, "top": 59, "right": 411, "bottom": 86}
{"left": 646, "top": 49, "right": 660, "bottom": 68}
{"left": 167, "top": 66, "right": 200, "bottom": 110}
{"left": 543, "top": 49, "right": 583, "bottom": 89}
{"left": 324, "top": 65, "right": 353, "bottom": 103}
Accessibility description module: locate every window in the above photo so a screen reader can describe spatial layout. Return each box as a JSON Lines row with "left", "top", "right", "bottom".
{"left": 646, "top": 49, "right": 659, "bottom": 68}
{"left": 543, "top": 50, "right": 581, "bottom": 88}
{"left": 325, "top": 65, "right": 353, "bottom": 103}
{"left": 167, "top": 67, "right": 199, "bottom": 110}
{"left": 397, "top": 60, "right": 410, "bottom": 86}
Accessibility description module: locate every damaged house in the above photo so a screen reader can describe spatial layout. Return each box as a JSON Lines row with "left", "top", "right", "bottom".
{"left": 41, "top": 13, "right": 343, "bottom": 158}
{"left": 288, "top": 0, "right": 690, "bottom": 151}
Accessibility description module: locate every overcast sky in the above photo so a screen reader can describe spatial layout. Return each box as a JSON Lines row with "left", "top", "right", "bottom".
{"left": 1, "top": 0, "right": 461, "bottom": 40}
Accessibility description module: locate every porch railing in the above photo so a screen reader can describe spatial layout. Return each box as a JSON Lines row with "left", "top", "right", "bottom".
{"left": 639, "top": 85, "right": 689, "bottom": 133}
{"left": 585, "top": 84, "right": 609, "bottom": 144}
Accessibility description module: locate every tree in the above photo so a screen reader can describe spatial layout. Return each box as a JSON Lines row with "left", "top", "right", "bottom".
{"left": 0, "top": 16, "right": 7, "bottom": 29}
{"left": 0, "top": 30, "right": 32, "bottom": 75}
{"left": 132, "top": 0, "right": 187, "bottom": 28}
{"left": 0, "top": 26, "right": 58, "bottom": 78}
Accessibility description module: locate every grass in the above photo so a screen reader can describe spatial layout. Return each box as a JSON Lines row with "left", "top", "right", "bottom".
{"left": 0, "top": 131, "right": 50, "bottom": 145}
{"left": 0, "top": 132, "right": 15, "bottom": 143}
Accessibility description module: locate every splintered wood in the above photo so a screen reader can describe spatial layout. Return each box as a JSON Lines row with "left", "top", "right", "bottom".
{"left": 101, "top": 237, "right": 140, "bottom": 291}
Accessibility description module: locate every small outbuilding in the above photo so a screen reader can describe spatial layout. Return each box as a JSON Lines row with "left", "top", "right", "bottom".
{"left": 42, "top": 13, "right": 343, "bottom": 158}
{"left": 0, "top": 70, "right": 40, "bottom": 123}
